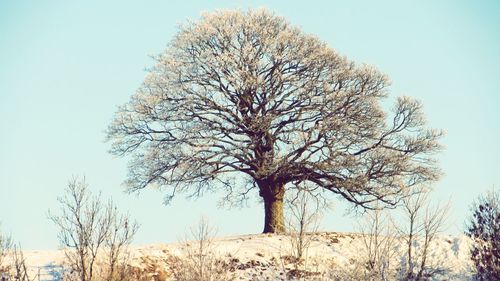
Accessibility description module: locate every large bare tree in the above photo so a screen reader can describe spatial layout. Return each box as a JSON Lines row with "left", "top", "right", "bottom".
{"left": 107, "top": 9, "right": 442, "bottom": 233}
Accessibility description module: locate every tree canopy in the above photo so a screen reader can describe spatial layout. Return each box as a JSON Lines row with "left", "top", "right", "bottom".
{"left": 107, "top": 9, "right": 443, "bottom": 233}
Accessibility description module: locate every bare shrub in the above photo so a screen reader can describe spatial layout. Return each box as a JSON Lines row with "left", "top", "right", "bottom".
{"left": 48, "top": 177, "right": 138, "bottom": 281}
{"left": 0, "top": 230, "right": 13, "bottom": 280}
{"left": 0, "top": 230, "right": 12, "bottom": 275}
{"left": 323, "top": 257, "right": 369, "bottom": 281}
{"left": 0, "top": 229, "right": 34, "bottom": 281}
{"left": 127, "top": 256, "right": 172, "bottom": 281}
{"left": 172, "top": 217, "right": 232, "bottom": 281}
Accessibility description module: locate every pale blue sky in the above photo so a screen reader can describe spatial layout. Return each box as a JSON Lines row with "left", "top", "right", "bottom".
{"left": 0, "top": 0, "right": 499, "bottom": 250}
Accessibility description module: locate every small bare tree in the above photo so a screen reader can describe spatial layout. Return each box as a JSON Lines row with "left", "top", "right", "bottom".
{"left": 280, "top": 186, "right": 325, "bottom": 280}
{"left": 49, "top": 177, "right": 139, "bottom": 281}
{"left": 285, "top": 186, "right": 323, "bottom": 264}
{"left": 11, "top": 244, "right": 34, "bottom": 281}
{"left": 172, "top": 217, "right": 232, "bottom": 281}
{"left": 49, "top": 178, "right": 108, "bottom": 281}
{"left": 101, "top": 209, "right": 139, "bottom": 281}
{"left": 357, "top": 207, "right": 399, "bottom": 281}
{"left": 397, "top": 189, "right": 450, "bottom": 281}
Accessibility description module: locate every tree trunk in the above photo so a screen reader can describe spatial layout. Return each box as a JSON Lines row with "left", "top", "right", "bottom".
{"left": 259, "top": 180, "right": 285, "bottom": 233}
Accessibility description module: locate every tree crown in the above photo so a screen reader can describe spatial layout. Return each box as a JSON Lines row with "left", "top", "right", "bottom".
{"left": 107, "top": 9, "right": 443, "bottom": 208}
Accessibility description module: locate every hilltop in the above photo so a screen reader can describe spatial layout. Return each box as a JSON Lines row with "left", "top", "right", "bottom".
{"left": 19, "top": 232, "right": 474, "bottom": 281}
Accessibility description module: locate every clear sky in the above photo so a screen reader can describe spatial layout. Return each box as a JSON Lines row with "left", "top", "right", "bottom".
{"left": 0, "top": 0, "right": 499, "bottom": 250}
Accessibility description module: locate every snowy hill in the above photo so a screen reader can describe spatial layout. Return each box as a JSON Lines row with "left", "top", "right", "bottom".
{"left": 19, "top": 232, "right": 474, "bottom": 280}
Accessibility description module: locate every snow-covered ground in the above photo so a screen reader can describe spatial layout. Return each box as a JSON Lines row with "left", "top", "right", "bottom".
{"left": 18, "top": 232, "right": 475, "bottom": 280}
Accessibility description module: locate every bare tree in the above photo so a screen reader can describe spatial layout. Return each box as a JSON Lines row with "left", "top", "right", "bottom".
{"left": 11, "top": 244, "right": 34, "bottom": 281}
{"left": 278, "top": 186, "right": 325, "bottom": 280}
{"left": 172, "top": 217, "right": 232, "bottom": 281}
{"left": 286, "top": 186, "right": 322, "bottom": 263}
{"left": 333, "top": 189, "right": 448, "bottom": 281}
{"left": 399, "top": 191, "right": 426, "bottom": 280}
{"left": 49, "top": 177, "right": 139, "bottom": 281}
{"left": 102, "top": 209, "right": 139, "bottom": 281}
{"left": 49, "top": 178, "right": 107, "bottom": 281}
{"left": 107, "top": 8, "right": 443, "bottom": 233}
{"left": 397, "top": 189, "right": 449, "bottom": 280}
{"left": 357, "top": 207, "right": 399, "bottom": 281}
